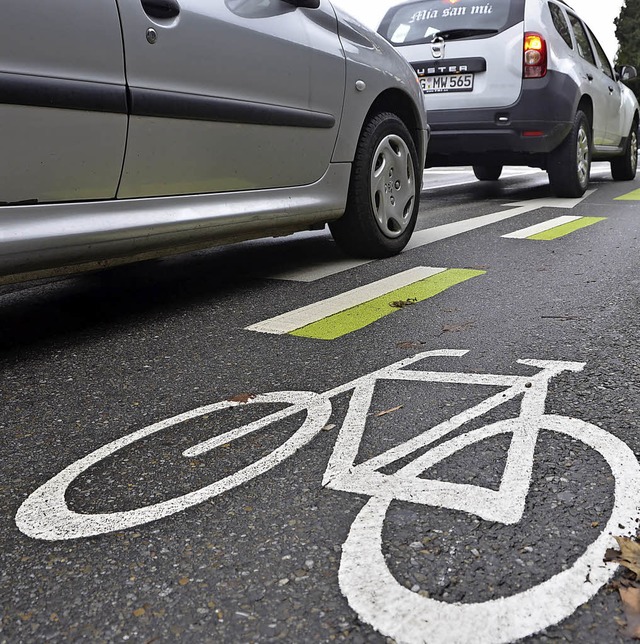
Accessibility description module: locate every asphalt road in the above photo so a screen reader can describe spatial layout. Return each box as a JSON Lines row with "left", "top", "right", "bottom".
{"left": 2, "top": 164, "right": 640, "bottom": 643}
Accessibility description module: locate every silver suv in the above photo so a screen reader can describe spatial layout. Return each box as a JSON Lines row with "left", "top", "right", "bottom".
{"left": 377, "top": 0, "right": 640, "bottom": 197}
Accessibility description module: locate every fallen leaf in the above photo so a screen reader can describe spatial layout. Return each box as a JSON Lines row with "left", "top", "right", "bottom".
{"left": 322, "top": 424, "right": 336, "bottom": 432}
{"left": 132, "top": 607, "right": 146, "bottom": 617}
{"left": 375, "top": 405, "right": 403, "bottom": 417}
{"left": 605, "top": 536, "right": 640, "bottom": 578}
{"left": 178, "top": 577, "right": 190, "bottom": 586}
{"left": 619, "top": 586, "right": 640, "bottom": 637}
{"left": 389, "top": 298, "right": 417, "bottom": 308}
{"left": 227, "top": 393, "right": 256, "bottom": 403}
{"left": 396, "top": 341, "right": 426, "bottom": 349}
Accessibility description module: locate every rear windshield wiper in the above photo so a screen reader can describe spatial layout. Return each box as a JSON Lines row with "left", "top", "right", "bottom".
{"left": 430, "top": 28, "right": 498, "bottom": 41}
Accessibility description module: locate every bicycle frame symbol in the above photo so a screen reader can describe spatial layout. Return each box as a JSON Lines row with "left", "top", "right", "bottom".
{"left": 16, "top": 350, "right": 640, "bottom": 644}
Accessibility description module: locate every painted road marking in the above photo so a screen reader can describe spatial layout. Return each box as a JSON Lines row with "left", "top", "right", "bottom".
{"left": 262, "top": 191, "right": 596, "bottom": 282}
{"left": 615, "top": 188, "right": 640, "bottom": 200}
{"left": 265, "top": 257, "right": 369, "bottom": 283}
{"left": 246, "top": 266, "right": 484, "bottom": 339}
{"left": 291, "top": 268, "right": 484, "bottom": 340}
{"left": 404, "top": 191, "right": 595, "bottom": 250}
{"left": 502, "top": 215, "right": 606, "bottom": 240}
{"left": 17, "top": 351, "right": 640, "bottom": 644}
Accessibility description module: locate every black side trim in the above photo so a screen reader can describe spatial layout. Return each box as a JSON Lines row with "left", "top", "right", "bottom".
{"left": 130, "top": 87, "right": 336, "bottom": 128}
{"left": 412, "top": 57, "right": 487, "bottom": 76}
{"left": 0, "top": 72, "right": 127, "bottom": 113}
{"left": 0, "top": 72, "right": 337, "bottom": 129}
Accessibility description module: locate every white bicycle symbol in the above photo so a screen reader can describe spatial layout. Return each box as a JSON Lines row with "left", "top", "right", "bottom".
{"left": 16, "top": 349, "right": 640, "bottom": 644}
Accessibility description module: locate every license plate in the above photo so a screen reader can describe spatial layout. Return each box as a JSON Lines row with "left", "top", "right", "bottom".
{"left": 420, "top": 73, "right": 474, "bottom": 93}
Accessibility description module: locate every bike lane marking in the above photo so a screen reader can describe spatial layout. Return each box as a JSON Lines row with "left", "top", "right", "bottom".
{"left": 14, "top": 349, "right": 465, "bottom": 541}
{"left": 339, "top": 414, "right": 640, "bottom": 644}
{"left": 615, "top": 188, "right": 640, "bottom": 200}
{"left": 402, "top": 192, "right": 595, "bottom": 250}
{"left": 245, "top": 266, "right": 485, "bottom": 340}
{"left": 263, "top": 192, "right": 596, "bottom": 282}
{"left": 502, "top": 215, "right": 606, "bottom": 240}
{"left": 15, "top": 350, "right": 640, "bottom": 644}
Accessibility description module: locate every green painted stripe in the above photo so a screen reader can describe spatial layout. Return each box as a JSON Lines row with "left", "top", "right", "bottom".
{"left": 290, "top": 268, "right": 485, "bottom": 340}
{"left": 615, "top": 188, "right": 640, "bottom": 201}
{"left": 527, "top": 216, "right": 606, "bottom": 240}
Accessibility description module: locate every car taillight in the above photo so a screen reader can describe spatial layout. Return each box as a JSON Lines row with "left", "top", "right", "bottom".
{"left": 523, "top": 32, "right": 547, "bottom": 78}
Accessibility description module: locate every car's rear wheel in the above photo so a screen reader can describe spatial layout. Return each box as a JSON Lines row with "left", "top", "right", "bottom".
{"left": 472, "top": 165, "right": 503, "bottom": 181}
{"left": 611, "top": 119, "right": 638, "bottom": 181}
{"left": 547, "top": 110, "right": 591, "bottom": 198}
{"left": 329, "top": 112, "right": 420, "bottom": 258}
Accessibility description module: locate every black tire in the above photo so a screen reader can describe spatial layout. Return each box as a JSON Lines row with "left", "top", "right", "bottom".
{"left": 547, "top": 110, "right": 591, "bottom": 198}
{"left": 611, "top": 120, "right": 638, "bottom": 181}
{"left": 472, "top": 165, "right": 503, "bottom": 181}
{"left": 329, "top": 112, "right": 420, "bottom": 258}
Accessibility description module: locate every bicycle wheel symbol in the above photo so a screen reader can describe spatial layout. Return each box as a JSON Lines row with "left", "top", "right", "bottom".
{"left": 339, "top": 414, "right": 640, "bottom": 644}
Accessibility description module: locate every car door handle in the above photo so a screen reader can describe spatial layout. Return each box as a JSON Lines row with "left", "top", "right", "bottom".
{"left": 141, "top": 0, "right": 180, "bottom": 19}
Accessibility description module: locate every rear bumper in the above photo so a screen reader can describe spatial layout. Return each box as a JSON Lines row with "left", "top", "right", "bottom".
{"left": 425, "top": 70, "right": 580, "bottom": 166}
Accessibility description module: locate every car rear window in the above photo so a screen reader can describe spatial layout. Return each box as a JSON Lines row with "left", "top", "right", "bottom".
{"left": 378, "top": 0, "right": 526, "bottom": 46}
{"left": 548, "top": 2, "right": 573, "bottom": 49}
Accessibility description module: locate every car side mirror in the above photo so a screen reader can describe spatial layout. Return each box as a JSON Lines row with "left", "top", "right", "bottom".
{"left": 282, "top": 0, "right": 321, "bottom": 7}
{"left": 617, "top": 65, "right": 638, "bottom": 82}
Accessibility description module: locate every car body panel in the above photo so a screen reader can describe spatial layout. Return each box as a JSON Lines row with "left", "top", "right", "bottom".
{"left": 0, "top": 0, "right": 127, "bottom": 204}
{"left": 115, "top": 0, "right": 346, "bottom": 197}
{"left": 378, "top": 1, "right": 526, "bottom": 111}
{"left": 330, "top": 6, "right": 429, "bottom": 164}
{"left": 0, "top": 165, "right": 351, "bottom": 282}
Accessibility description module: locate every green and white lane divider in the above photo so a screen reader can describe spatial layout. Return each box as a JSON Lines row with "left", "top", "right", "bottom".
{"left": 502, "top": 215, "right": 606, "bottom": 241}
{"left": 615, "top": 188, "right": 640, "bottom": 200}
{"left": 246, "top": 266, "right": 485, "bottom": 340}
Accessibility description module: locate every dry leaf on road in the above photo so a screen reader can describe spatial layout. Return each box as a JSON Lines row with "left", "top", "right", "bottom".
{"left": 605, "top": 536, "right": 640, "bottom": 578}
{"left": 619, "top": 586, "right": 640, "bottom": 638}
{"left": 375, "top": 405, "right": 403, "bottom": 417}
{"left": 389, "top": 298, "right": 417, "bottom": 308}
{"left": 227, "top": 393, "right": 256, "bottom": 403}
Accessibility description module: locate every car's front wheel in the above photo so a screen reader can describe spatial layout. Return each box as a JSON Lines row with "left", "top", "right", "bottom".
{"left": 473, "top": 165, "right": 503, "bottom": 181}
{"left": 611, "top": 119, "right": 638, "bottom": 181}
{"left": 547, "top": 110, "right": 591, "bottom": 198}
{"left": 329, "top": 112, "right": 420, "bottom": 258}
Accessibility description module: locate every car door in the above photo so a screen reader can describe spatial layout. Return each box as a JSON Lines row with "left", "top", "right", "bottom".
{"left": 0, "top": 0, "right": 128, "bottom": 205}
{"left": 587, "top": 27, "right": 624, "bottom": 146}
{"left": 115, "top": 0, "right": 346, "bottom": 199}
{"left": 565, "top": 12, "right": 609, "bottom": 147}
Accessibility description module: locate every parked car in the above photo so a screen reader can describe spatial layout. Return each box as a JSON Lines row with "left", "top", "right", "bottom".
{"left": 0, "top": 0, "right": 428, "bottom": 285}
{"left": 376, "top": 0, "right": 639, "bottom": 197}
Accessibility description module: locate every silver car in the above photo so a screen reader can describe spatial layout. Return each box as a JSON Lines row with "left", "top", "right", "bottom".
{"left": 0, "top": 0, "right": 429, "bottom": 285}
{"left": 375, "top": 0, "right": 639, "bottom": 197}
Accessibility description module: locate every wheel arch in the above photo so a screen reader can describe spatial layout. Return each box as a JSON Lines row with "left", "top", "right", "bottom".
{"left": 576, "top": 95, "right": 594, "bottom": 138}
{"left": 363, "top": 88, "right": 426, "bottom": 164}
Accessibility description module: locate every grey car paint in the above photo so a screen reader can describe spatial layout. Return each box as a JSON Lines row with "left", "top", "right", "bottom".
{"left": 0, "top": 0, "right": 428, "bottom": 284}
{"left": 116, "top": 0, "right": 346, "bottom": 197}
{"left": 0, "top": 0, "right": 127, "bottom": 203}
